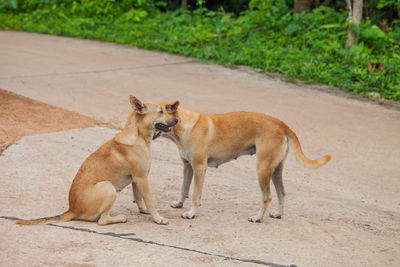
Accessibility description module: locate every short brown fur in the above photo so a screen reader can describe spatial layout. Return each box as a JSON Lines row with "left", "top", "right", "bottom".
{"left": 16, "top": 95, "right": 179, "bottom": 226}
{"left": 161, "top": 107, "right": 331, "bottom": 222}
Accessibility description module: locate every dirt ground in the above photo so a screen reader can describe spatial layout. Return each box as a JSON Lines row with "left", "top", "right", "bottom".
{"left": 0, "top": 89, "right": 106, "bottom": 154}
{"left": 1, "top": 31, "right": 399, "bottom": 267}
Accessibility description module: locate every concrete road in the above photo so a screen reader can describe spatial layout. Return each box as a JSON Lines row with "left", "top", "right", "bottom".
{"left": 1, "top": 30, "right": 399, "bottom": 266}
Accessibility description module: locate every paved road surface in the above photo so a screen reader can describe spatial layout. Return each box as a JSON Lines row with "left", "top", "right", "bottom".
{"left": 1, "top": 31, "right": 399, "bottom": 266}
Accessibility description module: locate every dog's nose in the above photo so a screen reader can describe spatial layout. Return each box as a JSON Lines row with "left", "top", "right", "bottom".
{"left": 173, "top": 118, "right": 179, "bottom": 124}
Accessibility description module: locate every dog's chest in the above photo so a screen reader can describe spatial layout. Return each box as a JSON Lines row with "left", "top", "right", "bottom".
{"left": 179, "top": 147, "right": 193, "bottom": 163}
{"left": 114, "top": 174, "right": 133, "bottom": 192}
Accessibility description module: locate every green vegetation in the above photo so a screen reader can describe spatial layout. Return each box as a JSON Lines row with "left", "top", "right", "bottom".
{"left": 1, "top": 0, "right": 399, "bottom": 101}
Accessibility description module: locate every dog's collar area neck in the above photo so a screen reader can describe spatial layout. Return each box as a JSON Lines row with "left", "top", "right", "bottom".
{"left": 152, "top": 131, "right": 161, "bottom": 140}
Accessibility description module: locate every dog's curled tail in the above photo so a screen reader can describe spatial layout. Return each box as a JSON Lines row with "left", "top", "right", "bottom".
{"left": 285, "top": 127, "right": 331, "bottom": 169}
{"left": 15, "top": 210, "right": 76, "bottom": 226}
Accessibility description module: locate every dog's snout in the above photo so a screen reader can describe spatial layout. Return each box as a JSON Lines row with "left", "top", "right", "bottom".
{"left": 165, "top": 118, "right": 178, "bottom": 127}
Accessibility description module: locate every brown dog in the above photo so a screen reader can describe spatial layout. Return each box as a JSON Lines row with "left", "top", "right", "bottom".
{"left": 16, "top": 95, "right": 179, "bottom": 226}
{"left": 161, "top": 106, "right": 331, "bottom": 222}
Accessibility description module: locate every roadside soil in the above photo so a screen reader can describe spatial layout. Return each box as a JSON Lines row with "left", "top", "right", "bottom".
{"left": 0, "top": 89, "right": 107, "bottom": 154}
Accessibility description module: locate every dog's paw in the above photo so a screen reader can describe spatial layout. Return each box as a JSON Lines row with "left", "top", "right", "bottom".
{"left": 248, "top": 215, "right": 262, "bottom": 223}
{"left": 170, "top": 200, "right": 183, "bottom": 208}
{"left": 153, "top": 216, "right": 169, "bottom": 225}
{"left": 269, "top": 211, "right": 282, "bottom": 219}
{"left": 182, "top": 210, "right": 195, "bottom": 219}
{"left": 118, "top": 214, "right": 128, "bottom": 223}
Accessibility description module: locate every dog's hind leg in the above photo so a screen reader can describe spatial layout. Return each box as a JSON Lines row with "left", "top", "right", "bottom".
{"left": 248, "top": 160, "right": 274, "bottom": 223}
{"left": 270, "top": 162, "right": 285, "bottom": 219}
{"left": 83, "top": 181, "right": 127, "bottom": 225}
{"left": 171, "top": 161, "right": 193, "bottom": 208}
{"left": 270, "top": 137, "right": 289, "bottom": 219}
{"left": 249, "top": 137, "right": 287, "bottom": 223}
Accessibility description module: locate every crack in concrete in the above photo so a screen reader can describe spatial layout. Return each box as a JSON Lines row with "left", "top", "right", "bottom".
{"left": 0, "top": 60, "right": 197, "bottom": 80}
{"left": 1, "top": 215, "right": 296, "bottom": 267}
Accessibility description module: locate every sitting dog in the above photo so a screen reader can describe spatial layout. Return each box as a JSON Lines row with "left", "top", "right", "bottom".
{"left": 161, "top": 106, "right": 331, "bottom": 222}
{"left": 16, "top": 95, "right": 179, "bottom": 225}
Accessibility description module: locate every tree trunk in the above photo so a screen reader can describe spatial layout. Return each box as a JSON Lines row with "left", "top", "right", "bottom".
{"left": 294, "top": 0, "right": 312, "bottom": 13}
{"left": 181, "top": 0, "right": 187, "bottom": 10}
{"left": 345, "top": 0, "right": 363, "bottom": 49}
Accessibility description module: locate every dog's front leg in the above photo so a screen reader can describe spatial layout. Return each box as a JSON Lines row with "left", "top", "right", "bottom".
{"left": 171, "top": 161, "right": 193, "bottom": 208}
{"left": 132, "top": 181, "right": 148, "bottom": 214}
{"left": 182, "top": 162, "right": 206, "bottom": 219}
{"left": 133, "top": 176, "right": 168, "bottom": 225}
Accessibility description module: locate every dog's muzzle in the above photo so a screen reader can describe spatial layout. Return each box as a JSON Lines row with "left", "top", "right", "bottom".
{"left": 155, "top": 118, "right": 178, "bottom": 133}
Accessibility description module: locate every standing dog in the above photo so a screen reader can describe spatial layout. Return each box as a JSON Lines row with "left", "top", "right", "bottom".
{"left": 16, "top": 95, "right": 179, "bottom": 226}
{"left": 161, "top": 106, "right": 331, "bottom": 222}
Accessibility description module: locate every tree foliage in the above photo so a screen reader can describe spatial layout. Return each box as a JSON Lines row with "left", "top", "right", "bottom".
{"left": 0, "top": 0, "right": 399, "bottom": 101}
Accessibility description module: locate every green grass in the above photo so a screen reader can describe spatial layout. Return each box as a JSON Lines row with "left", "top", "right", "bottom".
{"left": 1, "top": 0, "right": 399, "bottom": 101}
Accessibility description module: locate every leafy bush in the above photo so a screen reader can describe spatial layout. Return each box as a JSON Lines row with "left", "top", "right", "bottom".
{"left": 0, "top": 0, "right": 399, "bottom": 100}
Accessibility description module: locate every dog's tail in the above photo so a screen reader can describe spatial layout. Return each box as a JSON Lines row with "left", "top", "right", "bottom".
{"left": 285, "top": 126, "right": 331, "bottom": 169}
{"left": 16, "top": 210, "right": 76, "bottom": 226}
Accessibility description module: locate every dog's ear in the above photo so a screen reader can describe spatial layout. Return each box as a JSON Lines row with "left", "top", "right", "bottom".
{"left": 166, "top": 100, "right": 180, "bottom": 113}
{"left": 130, "top": 95, "right": 148, "bottom": 114}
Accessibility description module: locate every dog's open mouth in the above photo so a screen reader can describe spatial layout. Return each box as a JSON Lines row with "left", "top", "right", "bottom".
{"left": 155, "top": 123, "right": 172, "bottom": 132}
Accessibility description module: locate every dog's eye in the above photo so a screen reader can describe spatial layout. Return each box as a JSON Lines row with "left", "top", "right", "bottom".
{"left": 159, "top": 110, "right": 163, "bottom": 114}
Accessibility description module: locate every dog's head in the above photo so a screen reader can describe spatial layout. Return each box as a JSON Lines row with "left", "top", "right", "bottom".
{"left": 130, "top": 95, "right": 179, "bottom": 139}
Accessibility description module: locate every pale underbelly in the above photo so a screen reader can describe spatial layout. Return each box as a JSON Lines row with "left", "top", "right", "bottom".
{"left": 207, "top": 145, "right": 256, "bottom": 168}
